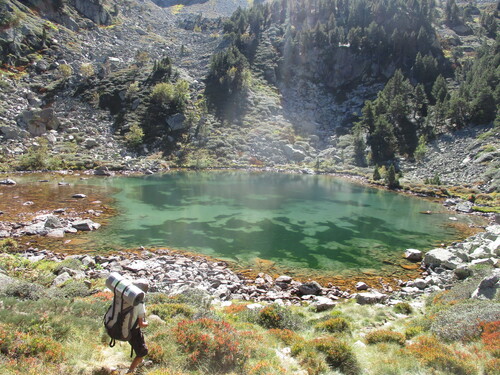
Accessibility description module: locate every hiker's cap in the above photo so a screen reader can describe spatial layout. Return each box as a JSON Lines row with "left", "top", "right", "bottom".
{"left": 133, "top": 278, "right": 149, "bottom": 293}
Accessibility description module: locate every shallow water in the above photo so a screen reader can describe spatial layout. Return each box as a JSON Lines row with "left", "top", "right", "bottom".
{"left": 72, "top": 171, "right": 479, "bottom": 277}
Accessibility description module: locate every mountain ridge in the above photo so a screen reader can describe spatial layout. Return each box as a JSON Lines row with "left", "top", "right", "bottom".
{"left": 0, "top": 0, "right": 498, "bottom": 193}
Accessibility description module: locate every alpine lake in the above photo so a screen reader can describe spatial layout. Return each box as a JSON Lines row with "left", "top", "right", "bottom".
{"left": 1, "top": 171, "right": 485, "bottom": 285}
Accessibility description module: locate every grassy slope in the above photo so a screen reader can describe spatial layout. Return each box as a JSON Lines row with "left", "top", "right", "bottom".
{"left": 0, "top": 248, "right": 498, "bottom": 375}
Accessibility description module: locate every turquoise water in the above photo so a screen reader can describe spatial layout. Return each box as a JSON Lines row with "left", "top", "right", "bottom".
{"left": 80, "top": 171, "right": 476, "bottom": 276}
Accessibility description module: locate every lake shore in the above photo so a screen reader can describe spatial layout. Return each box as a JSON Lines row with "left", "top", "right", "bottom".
{"left": 1, "top": 170, "right": 497, "bottom": 294}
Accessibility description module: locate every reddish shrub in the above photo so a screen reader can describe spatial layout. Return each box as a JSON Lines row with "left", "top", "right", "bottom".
{"left": 268, "top": 329, "right": 302, "bottom": 346}
{"left": 246, "top": 360, "right": 285, "bottom": 375}
{"left": 407, "top": 335, "right": 477, "bottom": 375}
{"left": 481, "top": 320, "right": 500, "bottom": 358}
{"left": 174, "top": 318, "right": 249, "bottom": 372}
{"left": 484, "top": 358, "right": 500, "bottom": 375}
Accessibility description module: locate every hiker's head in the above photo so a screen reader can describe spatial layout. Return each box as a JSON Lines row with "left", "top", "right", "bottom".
{"left": 133, "top": 279, "right": 149, "bottom": 293}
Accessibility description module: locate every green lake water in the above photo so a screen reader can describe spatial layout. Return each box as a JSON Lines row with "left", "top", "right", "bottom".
{"left": 79, "top": 171, "right": 477, "bottom": 277}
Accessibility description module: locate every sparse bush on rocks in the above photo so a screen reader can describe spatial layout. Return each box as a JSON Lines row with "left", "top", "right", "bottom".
{"left": 430, "top": 300, "right": 500, "bottom": 342}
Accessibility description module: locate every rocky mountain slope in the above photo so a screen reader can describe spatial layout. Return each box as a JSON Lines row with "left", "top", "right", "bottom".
{"left": 0, "top": 0, "right": 498, "bottom": 193}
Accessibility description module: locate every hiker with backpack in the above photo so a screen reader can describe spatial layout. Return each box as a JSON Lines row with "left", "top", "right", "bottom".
{"left": 104, "top": 273, "right": 150, "bottom": 374}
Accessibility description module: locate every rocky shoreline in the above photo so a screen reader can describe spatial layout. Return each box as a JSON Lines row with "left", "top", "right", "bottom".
{"left": 3, "top": 222, "right": 497, "bottom": 309}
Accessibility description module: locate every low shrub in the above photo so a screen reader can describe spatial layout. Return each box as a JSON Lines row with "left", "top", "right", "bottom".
{"left": 174, "top": 318, "right": 249, "bottom": 372}
{"left": 0, "top": 239, "right": 18, "bottom": 253}
{"left": 405, "top": 325, "right": 425, "bottom": 339}
{"left": 481, "top": 320, "right": 500, "bottom": 357}
{"left": 246, "top": 360, "right": 285, "bottom": 375}
{"left": 267, "top": 328, "right": 303, "bottom": 346}
{"left": 312, "top": 337, "right": 360, "bottom": 375}
{"left": 144, "top": 369, "right": 190, "bottom": 375}
{"left": 484, "top": 358, "right": 500, "bottom": 375}
{"left": 366, "top": 329, "right": 406, "bottom": 346}
{"left": 53, "top": 258, "right": 83, "bottom": 274}
{"left": 0, "top": 324, "right": 65, "bottom": 362}
{"left": 315, "top": 317, "right": 350, "bottom": 334}
{"left": 3, "top": 281, "right": 45, "bottom": 300}
{"left": 431, "top": 300, "right": 500, "bottom": 341}
{"left": 407, "top": 335, "right": 477, "bottom": 375}
{"left": 256, "top": 304, "right": 305, "bottom": 330}
{"left": 394, "top": 302, "right": 413, "bottom": 315}
{"left": 149, "top": 303, "right": 195, "bottom": 321}
{"left": 51, "top": 280, "right": 92, "bottom": 298}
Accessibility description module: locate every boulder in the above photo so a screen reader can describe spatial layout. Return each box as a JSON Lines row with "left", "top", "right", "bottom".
{"left": 310, "top": 296, "right": 336, "bottom": 312}
{"left": 0, "top": 125, "right": 28, "bottom": 140}
{"left": 166, "top": 113, "right": 187, "bottom": 131}
{"left": 19, "top": 108, "right": 60, "bottom": 136}
{"left": 83, "top": 138, "right": 98, "bottom": 148}
{"left": 0, "top": 178, "right": 16, "bottom": 185}
{"left": 471, "top": 271, "right": 500, "bottom": 300}
{"left": 47, "top": 229, "right": 65, "bottom": 238}
{"left": 424, "top": 248, "right": 462, "bottom": 269}
{"left": 94, "top": 167, "right": 112, "bottom": 176}
{"left": 52, "top": 272, "right": 72, "bottom": 287}
{"left": 355, "top": 282, "right": 369, "bottom": 291}
{"left": 297, "top": 281, "right": 322, "bottom": 296}
{"left": 44, "top": 215, "right": 63, "bottom": 229}
{"left": 404, "top": 249, "right": 423, "bottom": 262}
{"left": 123, "top": 260, "right": 147, "bottom": 273}
{"left": 72, "top": 219, "right": 100, "bottom": 231}
{"left": 454, "top": 265, "right": 472, "bottom": 280}
{"left": 356, "top": 292, "right": 388, "bottom": 305}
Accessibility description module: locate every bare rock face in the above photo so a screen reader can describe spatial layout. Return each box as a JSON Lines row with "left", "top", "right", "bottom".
{"left": 19, "top": 108, "right": 60, "bottom": 136}
{"left": 72, "top": 0, "right": 113, "bottom": 26}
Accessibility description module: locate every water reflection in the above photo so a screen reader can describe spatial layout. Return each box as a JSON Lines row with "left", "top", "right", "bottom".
{"left": 75, "top": 171, "right": 478, "bottom": 275}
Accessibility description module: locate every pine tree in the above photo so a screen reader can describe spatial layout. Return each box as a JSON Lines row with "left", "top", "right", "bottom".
{"left": 431, "top": 75, "right": 448, "bottom": 103}
{"left": 386, "top": 164, "right": 400, "bottom": 189}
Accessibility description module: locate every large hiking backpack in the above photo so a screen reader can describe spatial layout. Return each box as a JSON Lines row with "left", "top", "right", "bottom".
{"left": 103, "top": 282, "right": 139, "bottom": 347}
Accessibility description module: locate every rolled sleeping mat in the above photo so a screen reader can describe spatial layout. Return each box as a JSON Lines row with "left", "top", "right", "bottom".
{"left": 105, "top": 272, "right": 145, "bottom": 305}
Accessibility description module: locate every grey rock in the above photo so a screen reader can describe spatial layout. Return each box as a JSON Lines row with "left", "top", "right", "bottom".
{"left": 356, "top": 292, "right": 388, "bottom": 305}
{"left": 456, "top": 201, "right": 474, "bottom": 213}
{"left": 166, "top": 113, "right": 187, "bottom": 131}
{"left": 83, "top": 138, "right": 98, "bottom": 148}
{"left": 310, "top": 296, "right": 336, "bottom": 312}
{"left": 404, "top": 249, "right": 423, "bottom": 262}
{"left": 471, "top": 271, "right": 500, "bottom": 300}
{"left": 47, "top": 229, "right": 65, "bottom": 238}
{"left": 297, "top": 281, "right": 322, "bottom": 296}
{"left": 52, "top": 272, "right": 72, "bottom": 287}
{"left": 454, "top": 265, "right": 472, "bottom": 280}
{"left": 355, "top": 282, "right": 369, "bottom": 290}
{"left": 424, "top": 248, "right": 463, "bottom": 269}
{"left": 44, "top": 215, "right": 63, "bottom": 229}
{"left": 72, "top": 219, "right": 100, "bottom": 231}
{"left": 72, "top": 194, "right": 87, "bottom": 198}
{"left": 73, "top": 0, "right": 113, "bottom": 25}
{"left": 274, "top": 275, "right": 292, "bottom": 283}
{"left": 20, "top": 108, "right": 60, "bottom": 136}
{"left": 123, "top": 260, "right": 147, "bottom": 273}
{"left": 0, "top": 178, "right": 16, "bottom": 185}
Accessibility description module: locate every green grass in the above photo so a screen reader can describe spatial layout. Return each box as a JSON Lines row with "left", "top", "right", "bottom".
{"left": 0, "top": 253, "right": 498, "bottom": 375}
